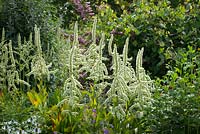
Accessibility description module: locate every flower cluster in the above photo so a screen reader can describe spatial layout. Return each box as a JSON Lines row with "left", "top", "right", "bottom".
{"left": 73, "top": 0, "right": 95, "bottom": 20}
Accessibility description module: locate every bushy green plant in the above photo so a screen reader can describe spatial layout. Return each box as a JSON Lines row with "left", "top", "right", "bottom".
{"left": 95, "top": 0, "right": 200, "bottom": 77}
{"left": 150, "top": 46, "right": 200, "bottom": 133}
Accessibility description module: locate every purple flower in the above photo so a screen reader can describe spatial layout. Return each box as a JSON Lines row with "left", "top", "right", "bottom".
{"left": 73, "top": 0, "right": 94, "bottom": 20}
{"left": 103, "top": 129, "right": 109, "bottom": 134}
{"left": 92, "top": 109, "right": 96, "bottom": 113}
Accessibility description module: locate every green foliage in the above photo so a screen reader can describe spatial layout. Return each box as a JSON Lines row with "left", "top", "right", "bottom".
{"left": 0, "top": 90, "right": 38, "bottom": 133}
{"left": 20, "top": 20, "right": 153, "bottom": 133}
{"left": 150, "top": 46, "right": 200, "bottom": 133}
{"left": 1, "top": 0, "right": 200, "bottom": 133}
{"left": 0, "top": 26, "right": 54, "bottom": 133}
{"left": 95, "top": 0, "right": 200, "bottom": 77}
{"left": 0, "top": 0, "right": 60, "bottom": 46}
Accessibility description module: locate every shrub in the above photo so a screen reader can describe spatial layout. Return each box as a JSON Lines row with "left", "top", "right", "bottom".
{"left": 95, "top": 0, "right": 200, "bottom": 77}
{"left": 150, "top": 46, "right": 200, "bottom": 133}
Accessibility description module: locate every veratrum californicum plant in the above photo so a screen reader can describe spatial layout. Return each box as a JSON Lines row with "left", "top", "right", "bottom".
{"left": 27, "top": 25, "right": 54, "bottom": 81}
{"left": 105, "top": 35, "right": 154, "bottom": 119}
{"left": 0, "top": 29, "right": 30, "bottom": 90}
{"left": 57, "top": 18, "right": 154, "bottom": 119}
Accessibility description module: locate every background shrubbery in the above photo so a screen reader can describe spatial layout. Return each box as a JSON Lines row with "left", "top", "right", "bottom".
{"left": 0, "top": 0, "right": 200, "bottom": 133}
{"left": 0, "top": 0, "right": 60, "bottom": 46}
{"left": 95, "top": 0, "right": 200, "bottom": 77}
